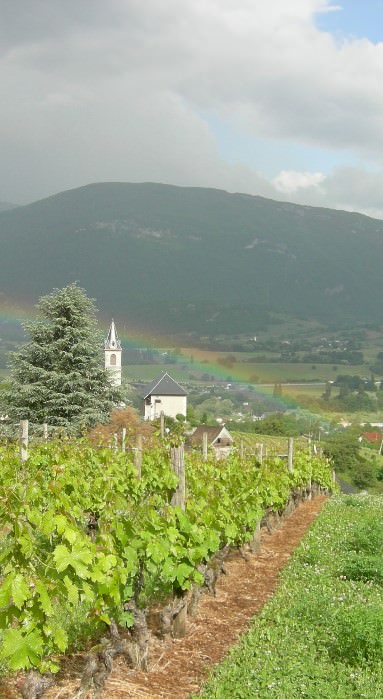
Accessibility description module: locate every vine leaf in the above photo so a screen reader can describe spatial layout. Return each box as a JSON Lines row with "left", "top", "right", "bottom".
{"left": 0, "top": 575, "right": 13, "bottom": 607}
{"left": 63, "top": 575, "right": 79, "bottom": 605}
{"left": 52, "top": 625, "right": 68, "bottom": 652}
{"left": 11, "top": 574, "right": 31, "bottom": 610}
{"left": 36, "top": 580, "right": 54, "bottom": 617}
{"left": 53, "top": 543, "right": 93, "bottom": 578}
{"left": 1, "top": 628, "right": 43, "bottom": 670}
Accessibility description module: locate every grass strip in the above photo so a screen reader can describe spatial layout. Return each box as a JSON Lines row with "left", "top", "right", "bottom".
{"left": 194, "top": 495, "right": 383, "bottom": 698}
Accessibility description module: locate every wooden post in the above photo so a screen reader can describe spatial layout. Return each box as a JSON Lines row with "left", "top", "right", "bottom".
{"left": 113, "top": 433, "right": 118, "bottom": 452}
{"left": 171, "top": 443, "right": 185, "bottom": 510}
{"left": 332, "top": 469, "right": 336, "bottom": 484}
{"left": 202, "top": 432, "right": 208, "bottom": 461}
{"left": 43, "top": 422, "right": 48, "bottom": 442}
{"left": 134, "top": 434, "right": 143, "bottom": 478}
{"left": 160, "top": 411, "right": 165, "bottom": 439}
{"left": 287, "top": 437, "right": 294, "bottom": 473}
{"left": 20, "top": 420, "right": 29, "bottom": 462}
{"left": 257, "top": 443, "right": 263, "bottom": 465}
{"left": 121, "top": 427, "right": 126, "bottom": 452}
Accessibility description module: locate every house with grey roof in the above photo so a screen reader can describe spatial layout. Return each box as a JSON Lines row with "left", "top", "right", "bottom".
{"left": 188, "top": 425, "right": 234, "bottom": 458}
{"left": 142, "top": 372, "right": 187, "bottom": 420}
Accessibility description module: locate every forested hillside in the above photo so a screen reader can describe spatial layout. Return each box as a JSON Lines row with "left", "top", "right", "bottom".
{"left": 1, "top": 182, "right": 382, "bottom": 335}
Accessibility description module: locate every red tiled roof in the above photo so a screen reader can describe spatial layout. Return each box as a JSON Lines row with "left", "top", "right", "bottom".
{"left": 362, "top": 431, "right": 382, "bottom": 443}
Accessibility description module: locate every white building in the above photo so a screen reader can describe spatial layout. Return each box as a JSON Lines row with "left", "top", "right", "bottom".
{"left": 143, "top": 372, "right": 187, "bottom": 420}
{"left": 104, "top": 320, "right": 122, "bottom": 386}
{"left": 188, "top": 425, "right": 234, "bottom": 458}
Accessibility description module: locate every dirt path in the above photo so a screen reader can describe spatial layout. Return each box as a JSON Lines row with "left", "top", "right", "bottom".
{"left": 4, "top": 496, "right": 327, "bottom": 699}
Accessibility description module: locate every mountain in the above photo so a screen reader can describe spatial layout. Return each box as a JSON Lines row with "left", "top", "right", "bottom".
{"left": 0, "top": 181, "right": 382, "bottom": 337}
{"left": 0, "top": 201, "right": 19, "bottom": 212}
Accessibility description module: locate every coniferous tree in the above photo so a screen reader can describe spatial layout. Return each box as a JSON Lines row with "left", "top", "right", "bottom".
{"left": 3, "top": 283, "right": 121, "bottom": 431}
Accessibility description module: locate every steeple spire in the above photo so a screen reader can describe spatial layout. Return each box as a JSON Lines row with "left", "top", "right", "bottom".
{"left": 104, "top": 319, "right": 122, "bottom": 386}
{"left": 104, "top": 319, "right": 121, "bottom": 350}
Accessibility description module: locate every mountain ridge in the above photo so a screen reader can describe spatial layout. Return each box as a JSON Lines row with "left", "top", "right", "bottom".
{"left": 0, "top": 181, "right": 382, "bottom": 336}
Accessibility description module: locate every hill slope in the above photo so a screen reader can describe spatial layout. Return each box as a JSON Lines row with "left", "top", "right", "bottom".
{"left": 0, "top": 182, "right": 382, "bottom": 335}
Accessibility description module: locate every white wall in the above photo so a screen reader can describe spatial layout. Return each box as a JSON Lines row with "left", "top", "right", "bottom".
{"left": 144, "top": 394, "right": 187, "bottom": 420}
{"left": 105, "top": 349, "right": 122, "bottom": 386}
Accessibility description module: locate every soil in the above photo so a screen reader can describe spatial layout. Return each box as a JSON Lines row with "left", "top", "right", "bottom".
{"left": 3, "top": 496, "right": 327, "bottom": 699}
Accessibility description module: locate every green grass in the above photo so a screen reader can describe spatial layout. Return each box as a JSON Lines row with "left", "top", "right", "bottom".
{"left": 194, "top": 495, "right": 383, "bottom": 699}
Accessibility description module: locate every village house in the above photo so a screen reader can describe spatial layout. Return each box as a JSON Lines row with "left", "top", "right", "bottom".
{"left": 188, "top": 424, "right": 234, "bottom": 458}
{"left": 142, "top": 372, "right": 188, "bottom": 420}
{"left": 361, "top": 431, "right": 383, "bottom": 453}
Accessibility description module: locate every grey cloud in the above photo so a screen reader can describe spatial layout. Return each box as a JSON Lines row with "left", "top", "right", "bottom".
{"left": 1, "top": 0, "right": 383, "bottom": 215}
{"left": 277, "top": 167, "right": 383, "bottom": 220}
{"left": 0, "top": 0, "right": 124, "bottom": 50}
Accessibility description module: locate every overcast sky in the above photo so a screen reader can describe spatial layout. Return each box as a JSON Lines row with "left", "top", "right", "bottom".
{"left": 2, "top": 0, "right": 383, "bottom": 217}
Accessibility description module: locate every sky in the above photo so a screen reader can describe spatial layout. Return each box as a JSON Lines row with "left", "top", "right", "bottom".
{"left": 2, "top": 0, "right": 383, "bottom": 218}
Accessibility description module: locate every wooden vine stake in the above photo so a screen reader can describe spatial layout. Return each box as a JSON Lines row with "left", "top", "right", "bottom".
{"left": 202, "top": 431, "right": 208, "bottom": 461}
{"left": 43, "top": 422, "right": 48, "bottom": 442}
{"left": 20, "top": 420, "right": 29, "bottom": 462}
{"left": 121, "top": 427, "right": 126, "bottom": 452}
{"left": 134, "top": 434, "right": 143, "bottom": 478}
{"left": 170, "top": 442, "right": 187, "bottom": 636}
{"left": 171, "top": 443, "right": 185, "bottom": 510}
{"left": 160, "top": 410, "right": 165, "bottom": 439}
{"left": 287, "top": 437, "right": 294, "bottom": 473}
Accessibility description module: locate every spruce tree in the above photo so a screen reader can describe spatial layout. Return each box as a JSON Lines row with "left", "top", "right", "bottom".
{"left": 3, "top": 283, "right": 121, "bottom": 431}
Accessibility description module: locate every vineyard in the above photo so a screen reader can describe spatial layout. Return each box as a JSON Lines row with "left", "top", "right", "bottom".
{"left": 0, "top": 438, "right": 335, "bottom": 696}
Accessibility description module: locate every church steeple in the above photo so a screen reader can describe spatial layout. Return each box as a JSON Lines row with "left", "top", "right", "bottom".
{"left": 104, "top": 319, "right": 122, "bottom": 386}
{"left": 104, "top": 319, "right": 121, "bottom": 351}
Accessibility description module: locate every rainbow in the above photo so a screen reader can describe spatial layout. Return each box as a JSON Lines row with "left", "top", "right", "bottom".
{"left": 0, "top": 297, "right": 327, "bottom": 422}
{"left": 0, "top": 296, "right": 32, "bottom": 326}
{"left": 108, "top": 317, "right": 329, "bottom": 422}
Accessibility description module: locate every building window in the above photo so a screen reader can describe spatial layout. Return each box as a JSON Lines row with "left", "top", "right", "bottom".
{"left": 110, "top": 354, "right": 117, "bottom": 366}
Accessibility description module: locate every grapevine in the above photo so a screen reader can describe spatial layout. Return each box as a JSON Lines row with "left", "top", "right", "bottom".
{"left": 0, "top": 439, "right": 335, "bottom": 674}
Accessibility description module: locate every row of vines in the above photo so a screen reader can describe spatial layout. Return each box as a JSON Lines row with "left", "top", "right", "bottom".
{"left": 0, "top": 440, "right": 335, "bottom": 680}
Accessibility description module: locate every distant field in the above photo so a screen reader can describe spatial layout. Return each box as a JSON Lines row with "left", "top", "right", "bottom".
{"left": 123, "top": 358, "right": 365, "bottom": 385}
{"left": 281, "top": 384, "right": 325, "bottom": 402}
{"left": 0, "top": 359, "right": 371, "bottom": 388}
{"left": 123, "top": 364, "right": 193, "bottom": 382}
{"left": 234, "top": 362, "right": 364, "bottom": 383}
